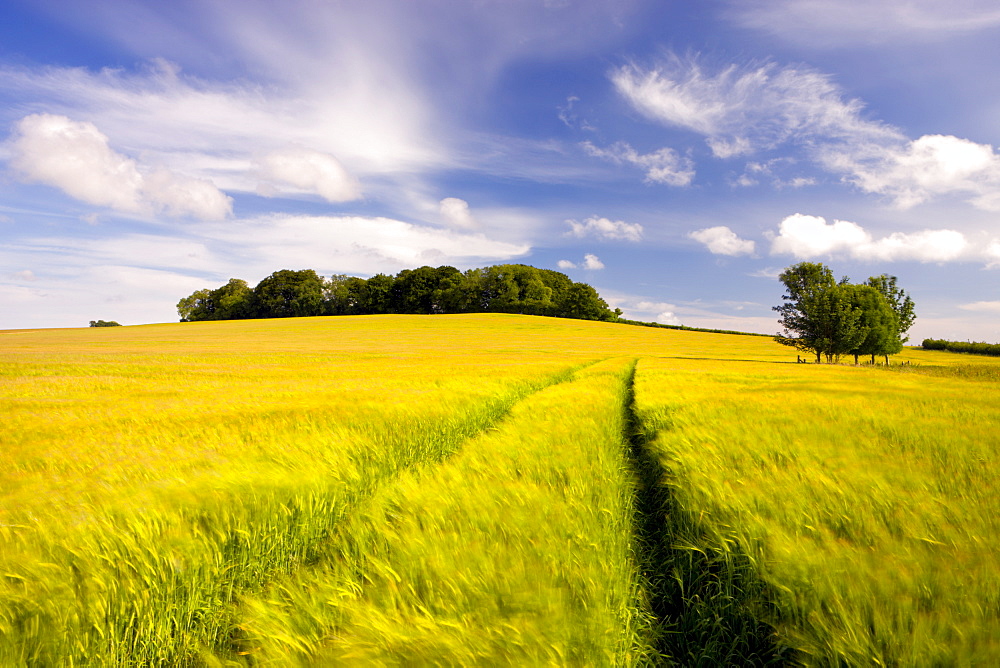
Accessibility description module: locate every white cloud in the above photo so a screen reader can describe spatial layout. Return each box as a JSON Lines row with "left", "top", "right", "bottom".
{"left": 601, "top": 294, "right": 684, "bottom": 325}
{"left": 611, "top": 56, "right": 898, "bottom": 158}
{"left": 958, "top": 301, "right": 1000, "bottom": 313}
{"left": 566, "top": 215, "right": 643, "bottom": 242}
{"left": 9, "top": 269, "right": 36, "bottom": 281}
{"left": 770, "top": 214, "right": 869, "bottom": 257}
{"left": 439, "top": 197, "right": 479, "bottom": 230}
{"left": 728, "top": 0, "right": 1000, "bottom": 46}
{"left": 255, "top": 147, "right": 361, "bottom": 202}
{"left": 557, "top": 254, "right": 605, "bottom": 270}
{"left": 582, "top": 141, "right": 694, "bottom": 185}
{"left": 200, "top": 214, "right": 530, "bottom": 276}
{"left": 612, "top": 54, "right": 1000, "bottom": 210}
{"left": 0, "top": 213, "right": 532, "bottom": 328}
{"left": 689, "top": 226, "right": 755, "bottom": 256}
{"left": 820, "top": 134, "right": 1000, "bottom": 210}
{"left": 770, "top": 213, "right": 968, "bottom": 262}
{"left": 9, "top": 113, "right": 232, "bottom": 220}
{"left": 0, "top": 57, "right": 441, "bottom": 198}
{"left": 10, "top": 113, "right": 144, "bottom": 212}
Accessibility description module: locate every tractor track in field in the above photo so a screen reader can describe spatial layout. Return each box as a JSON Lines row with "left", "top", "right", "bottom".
{"left": 219, "top": 357, "right": 612, "bottom": 659}
{"left": 622, "top": 359, "right": 789, "bottom": 666}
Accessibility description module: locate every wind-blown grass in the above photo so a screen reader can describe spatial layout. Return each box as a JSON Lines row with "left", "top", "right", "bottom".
{"left": 3, "top": 314, "right": 998, "bottom": 665}
{"left": 634, "top": 355, "right": 1000, "bottom": 664}
{"left": 228, "top": 358, "right": 654, "bottom": 665}
{"left": 0, "top": 316, "right": 600, "bottom": 664}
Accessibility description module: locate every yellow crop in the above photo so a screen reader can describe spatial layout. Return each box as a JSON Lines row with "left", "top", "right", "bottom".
{"left": 1, "top": 314, "right": 997, "bottom": 665}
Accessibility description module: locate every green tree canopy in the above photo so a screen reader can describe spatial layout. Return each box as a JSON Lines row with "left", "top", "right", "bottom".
{"left": 177, "top": 264, "right": 617, "bottom": 324}
{"left": 844, "top": 284, "right": 899, "bottom": 364}
{"left": 253, "top": 269, "right": 325, "bottom": 318}
{"left": 774, "top": 262, "right": 914, "bottom": 364}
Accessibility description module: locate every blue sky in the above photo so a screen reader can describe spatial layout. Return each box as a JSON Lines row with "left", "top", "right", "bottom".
{"left": 3, "top": 0, "right": 1000, "bottom": 340}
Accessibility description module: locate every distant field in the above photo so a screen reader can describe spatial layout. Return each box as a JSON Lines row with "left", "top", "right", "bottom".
{"left": 2, "top": 314, "right": 998, "bottom": 665}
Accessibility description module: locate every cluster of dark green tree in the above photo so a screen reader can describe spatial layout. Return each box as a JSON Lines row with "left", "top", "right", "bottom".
{"left": 922, "top": 338, "right": 1000, "bottom": 357}
{"left": 177, "top": 264, "right": 621, "bottom": 323}
{"left": 774, "top": 262, "right": 915, "bottom": 364}
{"left": 89, "top": 320, "right": 121, "bottom": 327}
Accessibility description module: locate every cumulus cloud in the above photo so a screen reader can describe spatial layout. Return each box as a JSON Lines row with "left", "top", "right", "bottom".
{"left": 566, "top": 215, "right": 643, "bottom": 242}
{"left": 255, "top": 147, "right": 361, "bottom": 202}
{"left": 770, "top": 213, "right": 967, "bottom": 262}
{"left": 582, "top": 141, "right": 694, "bottom": 185}
{"left": 439, "top": 197, "right": 479, "bottom": 230}
{"left": 819, "top": 134, "right": 1000, "bottom": 210}
{"left": 557, "top": 253, "right": 605, "bottom": 270}
{"left": 602, "top": 295, "right": 684, "bottom": 326}
{"left": 9, "top": 114, "right": 232, "bottom": 220}
{"left": 689, "top": 226, "right": 755, "bottom": 256}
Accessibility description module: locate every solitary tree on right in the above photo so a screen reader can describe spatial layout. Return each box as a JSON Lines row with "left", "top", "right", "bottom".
{"left": 774, "top": 263, "right": 915, "bottom": 364}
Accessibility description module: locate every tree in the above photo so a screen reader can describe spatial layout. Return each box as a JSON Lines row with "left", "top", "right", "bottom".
{"left": 89, "top": 320, "right": 121, "bottom": 327}
{"left": 774, "top": 262, "right": 868, "bottom": 362}
{"left": 775, "top": 263, "right": 915, "bottom": 364}
{"left": 865, "top": 274, "right": 916, "bottom": 360}
{"left": 357, "top": 274, "right": 394, "bottom": 314}
{"left": 177, "top": 288, "right": 215, "bottom": 322}
{"left": 774, "top": 262, "right": 837, "bottom": 362}
{"left": 844, "top": 284, "right": 898, "bottom": 364}
{"left": 212, "top": 278, "right": 254, "bottom": 320}
{"left": 253, "top": 269, "right": 325, "bottom": 318}
{"left": 174, "top": 263, "right": 620, "bottom": 324}
{"left": 557, "top": 282, "right": 616, "bottom": 321}
{"left": 322, "top": 274, "right": 356, "bottom": 315}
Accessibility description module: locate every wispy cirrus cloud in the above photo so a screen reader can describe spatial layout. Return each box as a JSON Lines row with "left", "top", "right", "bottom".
{"left": 611, "top": 55, "right": 898, "bottom": 158}
{"left": 726, "top": 0, "right": 1000, "bottom": 46}
{"left": 958, "top": 300, "right": 1000, "bottom": 313}
{"left": 0, "top": 58, "right": 436, "bottom": 194}
{"left": 612, "top": 53, "right": 1000, "bottom": 211}
{"left": 581, "top": 141, "right": 694, "bottom": 185}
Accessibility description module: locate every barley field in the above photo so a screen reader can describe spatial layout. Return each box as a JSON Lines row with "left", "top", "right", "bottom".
{"left": 2, "top": 314, "right": 998, "bottom": 665}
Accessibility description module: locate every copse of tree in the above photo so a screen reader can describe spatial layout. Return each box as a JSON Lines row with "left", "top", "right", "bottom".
{"left": 774, "top": 262, "right": 915, "bottom": 363}
{"left": 177, "top": 264, "right": 619, "bottom": 323}
{"left": 922, "top": 338, "right": 1000, "bottom": 357}
{"left": 89, "top": 320, "right": 121, "bottom": 327}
